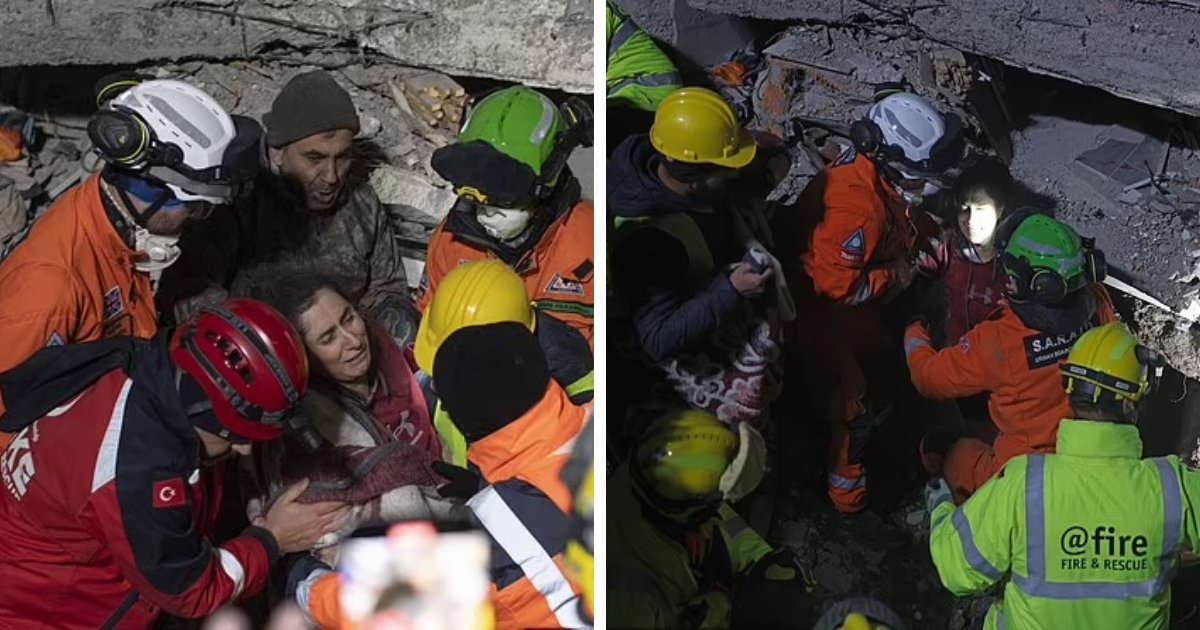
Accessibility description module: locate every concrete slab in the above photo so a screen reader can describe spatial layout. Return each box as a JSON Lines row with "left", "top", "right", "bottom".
{"left": 685, "top": 0, "right": 1200, "bottom": 117}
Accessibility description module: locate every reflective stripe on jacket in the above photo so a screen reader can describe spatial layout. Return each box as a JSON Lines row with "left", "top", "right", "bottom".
{"left": 929, "top": 419, "right": 1200, "bottom": 630}
{"left": 605, "top": 1, "right": 682, "bottom": 111}
{"left": 467, "top": 382, "right": 590, "bottom": 629}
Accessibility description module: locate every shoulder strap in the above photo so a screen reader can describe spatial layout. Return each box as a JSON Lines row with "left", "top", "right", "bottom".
{"left": 0, "top": 336, "right": 153, "bottom": 432}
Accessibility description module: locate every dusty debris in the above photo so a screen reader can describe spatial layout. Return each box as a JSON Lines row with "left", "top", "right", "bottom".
{"left": 0, "top": 0, "right": 592, "bottom": 93}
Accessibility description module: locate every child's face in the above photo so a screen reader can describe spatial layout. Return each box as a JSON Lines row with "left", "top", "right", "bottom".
{"left": 959, "top": 201, "right": 1000, "bottom": 246}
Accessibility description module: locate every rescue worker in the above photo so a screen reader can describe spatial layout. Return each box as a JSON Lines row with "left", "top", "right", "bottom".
{"left": 790, "top": 90, "right": 957, "bottom": 522}
{"left": 605, "top": 0, "right": 682, "bottom": 152}
{"left": 414, "top": 259, "right": 593, "bottom": 466}
{"left": 928, "top": 322, "right": 1200, "bottom": 630}
{"left": 0, "top": 299, "right": 352, "bottom": 627}
{"left": 291, "top": 322, "right": 590, "bottom": 630}
{"left": 906, "top": 212, "right": 1115, "bottom": 504}
{"left": 0, "top": 78, "right": 253, "bottom": 429}
{"left": 163, "top": 69, "right": 418, "bottom": 345}
{"left": 609, "top": 409, "right": 816, "bottom": 628}
{"left": 609, "top": 87, "right": 787, "bottom": 442}
{"left": 421, "top": 85, "right": 595, "bottom": 347}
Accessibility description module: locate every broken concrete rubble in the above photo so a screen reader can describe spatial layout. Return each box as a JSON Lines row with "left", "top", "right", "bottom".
{"left": 684, "top": 0, "right": 1200, "bottom": 118}
{"left": 0, "top": 0, "right": 591, "bottom": 93}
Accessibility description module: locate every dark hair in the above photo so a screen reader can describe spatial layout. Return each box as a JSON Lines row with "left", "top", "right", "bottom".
{"left": 234, "top": 266, "right": 350, "bottom": 336}
{"left": 1068, "top": 397, "right": 1134, "bottom": 424}
{"left": 954, "top": 158, "right": 1013, "bottom": 212}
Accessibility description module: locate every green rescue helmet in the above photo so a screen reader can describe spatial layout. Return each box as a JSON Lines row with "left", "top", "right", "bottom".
{"left": 996, "top": 211, "right": 1103, "bottom": 304}
{"left": 431, "top": 86, "right": 591, "bottom": 208}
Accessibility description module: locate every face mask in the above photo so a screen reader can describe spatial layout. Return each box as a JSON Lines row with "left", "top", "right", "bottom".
{"left": 133, "top": 227, "right": 182, "bottom": 273}
{"left": 965, "top": 202, "right": 999, "bottom": 246}
{"left": 476, "top": 205, "right": 532, "bottom": 241}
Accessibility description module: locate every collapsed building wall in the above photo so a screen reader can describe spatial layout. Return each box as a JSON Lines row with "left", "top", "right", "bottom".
{"left": 1, "top": 0, "right": 591, "bottom": 93}
{"left": 683, "top": 0, "right": 1200, "bottom": 118}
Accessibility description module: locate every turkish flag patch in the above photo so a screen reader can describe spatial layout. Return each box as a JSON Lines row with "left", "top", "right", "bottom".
{"left": 152, "top": 478, "right": 186, "bottom": 509}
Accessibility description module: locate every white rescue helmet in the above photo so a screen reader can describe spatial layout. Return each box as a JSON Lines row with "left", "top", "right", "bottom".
{"left": 109, "top": 80, "right": 237, "bottom": 204}
{"left": 867, "top": 92, "right": 947, "bottom": 175}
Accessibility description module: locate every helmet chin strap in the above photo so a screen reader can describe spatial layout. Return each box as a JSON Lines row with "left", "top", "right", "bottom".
{"left": 100, "top": 173, "right": 184, "bottom": 279}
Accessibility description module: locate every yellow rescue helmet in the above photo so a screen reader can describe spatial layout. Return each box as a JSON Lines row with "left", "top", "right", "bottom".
{"left": 650, "top": 87, "right": 757, "bottom": 169}
{"left": 634, "top": 409, "right": 738, "bottom": 505}
{"left": 1060, "top": 322, "right": 1164, "bottom": 404}
{"left": 414, "top": 260, "right": 536, "bottom": 375}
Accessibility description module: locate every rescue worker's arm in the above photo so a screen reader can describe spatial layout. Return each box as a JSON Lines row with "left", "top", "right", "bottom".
{"left": 903, "top": 320, "right": 992, "bottom": 400}
{"left": 605, "top": 1, "right": 682, "bottom": 112}
{"left": 0, "top": 263, "right": 80, "bottom": 375}
{"left": 719, "top": 503, "right": 772, "bottom": 574}
{"left": 1178, "top": 463, "right": 1200, "bottom": 563}
{"left": 290, "top": 557, "right": 347, "bottom": 630}
{"left": 805, "top": 185, "right": 902, "bottom": 305}
{"left": 929, "top": 458, "right": 1023, "bottom": 595}
{"left": 535, "top": 311, "right": 595, "bottom": 403}
{"left": 79, "top": 457, "right": 278, "bottom": 617}
{"left": 633, "top": 277, "right": 742, "bottom": 362}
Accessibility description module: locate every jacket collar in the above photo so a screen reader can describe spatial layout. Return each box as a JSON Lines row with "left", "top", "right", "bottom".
{"left": 85, "top": 174, "right": 139, "bottom": 264}
{"left": 1056, "top": 419, "right": 1143, "bottom": 459}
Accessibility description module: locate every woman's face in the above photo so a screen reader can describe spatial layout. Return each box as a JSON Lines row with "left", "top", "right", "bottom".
{"left": 298, "top": 288, "right": 371, "bottom": 384}
{"left": 959, "top": 200, "right": 1000, "bottom": 247}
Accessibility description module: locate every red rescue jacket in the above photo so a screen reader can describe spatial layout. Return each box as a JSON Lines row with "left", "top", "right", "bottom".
{"left": 0, "top": 343, "right": 277, "bottom": 628}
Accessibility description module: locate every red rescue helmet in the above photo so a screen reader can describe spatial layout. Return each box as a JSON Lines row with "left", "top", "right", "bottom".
{"left": 170, "top": 298, "right": 309, "bottom": 441}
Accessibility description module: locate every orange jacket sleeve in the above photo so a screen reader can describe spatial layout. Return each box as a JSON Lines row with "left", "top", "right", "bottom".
{"left": 298, "top": 569, "right": 348, "bottom": 630}
{"left": 805, "top": 181, "right": 897, "bottom": 305}
{"left": 904, "top": 320, "right": 993, "bottom": 400}
{"left": 0, "top": 263, "right": 79, "bottom": 376}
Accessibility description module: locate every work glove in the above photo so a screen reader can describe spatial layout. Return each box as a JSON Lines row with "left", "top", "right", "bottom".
{"left": 925, "top": 477, "right": 952, "bottom": 517}
{"left": 733, "top": 550, "right": 819, "bottom": 628}
{"left": 746, "top": 549, "right": 817, "bottom": 591}
{"left": 679, "top": 590, "right": 732, "bottom": 629}
{"left": 432, "top": 461, "right": 483, "bottom": 500}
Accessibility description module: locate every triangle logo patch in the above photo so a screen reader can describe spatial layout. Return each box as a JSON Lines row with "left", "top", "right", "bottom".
{"left": 546, "top": 274, "right": 585, "bottom": 296}
{"left": 840, "top": 228, "right": 866, "bottom": 261}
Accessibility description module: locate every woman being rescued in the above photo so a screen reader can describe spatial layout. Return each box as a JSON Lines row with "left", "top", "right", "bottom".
{"left": 236, "top": 268, "right": 461, "bottom": 556}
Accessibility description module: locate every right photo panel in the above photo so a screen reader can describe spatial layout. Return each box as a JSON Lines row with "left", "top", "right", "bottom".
{"left": 605, "top": 1, "right": 1200, "bottom": 628}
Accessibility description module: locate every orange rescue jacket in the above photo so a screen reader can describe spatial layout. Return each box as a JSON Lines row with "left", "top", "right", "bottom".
{"left": 418, "top": 202, "right": 594, "bottom": 349}
{"left": 797, "top": 150, "right": 914, "bottom": 305}
{"left": 903, "top": 286, "right": 1116, "bottom": 465}
{"left": 0, "top": 174, "right": 157, "bottom": 416}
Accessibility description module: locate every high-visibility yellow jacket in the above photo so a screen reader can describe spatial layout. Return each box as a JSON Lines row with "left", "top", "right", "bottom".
{"left": 608, "top": 465, "right": 771, "bottom": 627}
{"left": 930, "top": 419, "right": 1200, "bottom": 630}
{"left": 605, "top": 1, "right": 682, "bottom": 111}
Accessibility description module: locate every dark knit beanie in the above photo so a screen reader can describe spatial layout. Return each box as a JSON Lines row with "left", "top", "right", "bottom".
{"left": 433, "top": 322, "right": 550, "bottom": 443}
{"left": 264, "top": 70, "right": 360, "bottom": 148}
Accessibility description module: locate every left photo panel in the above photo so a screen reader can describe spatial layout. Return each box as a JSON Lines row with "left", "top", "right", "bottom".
{"left": 0, "top": 0, "right": 595, "bottom": 628}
